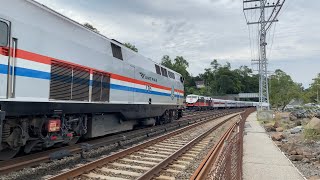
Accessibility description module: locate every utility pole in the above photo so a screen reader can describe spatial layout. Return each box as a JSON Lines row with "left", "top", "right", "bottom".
{"left": 243, "top": 0, "right": 286, "bottom": 110}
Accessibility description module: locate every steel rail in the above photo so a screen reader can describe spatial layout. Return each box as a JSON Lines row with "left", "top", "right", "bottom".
{"left": 47, "top": 112, "right": 240, "bottom": 180}
{"left": 190, "top": 117, "right": 239, "bottom": 180}
{"left": 0, "top": 109, "right": 240, "bottom": 175}
{"left": 0, "top": 110, "right": 229, "bottom": 175}
{"left": 136, "top": 114, "right": 239, "bottom": 180}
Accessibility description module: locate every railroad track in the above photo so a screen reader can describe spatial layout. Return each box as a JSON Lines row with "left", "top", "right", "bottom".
{"left": 0, "top": 109, "right": 239, "bottom": 176}
{"left": 47, "top": 112, "right": 241, "bottom": 180}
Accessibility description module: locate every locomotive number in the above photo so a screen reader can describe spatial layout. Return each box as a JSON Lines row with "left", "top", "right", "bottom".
{"left": 146, "top": 85, "right": 152, "bottom": 92}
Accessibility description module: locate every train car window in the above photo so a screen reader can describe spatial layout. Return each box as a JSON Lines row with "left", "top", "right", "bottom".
{"left": 168, "top": 71, "right": 175, "bottom": 79}
{"left": 0, "top": 21, "right": 8, "bottom": 46}
{"left": 161, "top": 67, "right": 168, "bottom": 77}
{"left": 180, "top": 76, "right": 184, "bottom": 83}
{"left": 111, "top": 42, "right": 123, "bottom": 60}
{"left": 155, "top": 64, "right": 161, "bottom": 75}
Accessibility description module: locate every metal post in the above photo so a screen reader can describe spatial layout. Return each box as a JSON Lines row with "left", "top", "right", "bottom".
{"left": 243, "top": 0, "right": 286, "bottom": 110}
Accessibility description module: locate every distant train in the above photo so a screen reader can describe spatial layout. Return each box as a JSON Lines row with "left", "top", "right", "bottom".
{"left": 0, "top": 0, "right": 184, "bottom": 159}
{"left": 186, "top": 94, "right": 258, "bottom": 110}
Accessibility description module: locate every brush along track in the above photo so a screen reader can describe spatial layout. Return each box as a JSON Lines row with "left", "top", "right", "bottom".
{"left": 47, "top": 113, "right": 241, "bottom": 180}
{"left": 0, "top": 109, "right": 238, "bottom": 176}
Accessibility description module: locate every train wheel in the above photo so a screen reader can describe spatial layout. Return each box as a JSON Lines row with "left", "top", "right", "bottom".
{"left": 0, "top": 147, "right": 21, "bottom": 160}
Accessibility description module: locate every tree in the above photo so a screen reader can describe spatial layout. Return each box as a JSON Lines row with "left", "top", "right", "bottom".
{"left": 269, "top": 69, "right": 302, "bottom": 110}
{"left": 83, "top": 23, "right": 99, "bottom": 33}
{"left": 305, "top": 73, "right": 320, "bottom": 103}
{"left": 161, "top": 55, "right": 194, "bottom": 95}
{"left": 160, "top": 55, "right": 174, "bottom": 69}
{"left": 124, "top": 43, "right": 138, "bottom": 52}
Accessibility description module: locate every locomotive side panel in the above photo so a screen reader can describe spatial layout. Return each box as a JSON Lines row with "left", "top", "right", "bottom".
{"left": 0, "top": 0, "right": 184, "bottom": 159}
{"left": 0, "top": 0, "right": 184, "bottom": 106}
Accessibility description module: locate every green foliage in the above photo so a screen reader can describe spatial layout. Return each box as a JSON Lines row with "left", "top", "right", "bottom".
{"left": 194, "top": 60, "right": 259, "bottom": 96}
{"left": 269, "top": 69, "right": 303, "bottom": 110}
{"left": 161, "top": 57, "right": 259, "bottom": 97}
{"left": 83, "top": 23, "right": 99, "bottom": 33}
{"left": 303, "top": 73, "right": 320, "bottom": 103}
{"left": 160, "top": 55, "right": 195, "bottom": 95}
{"left": 304, "top": 128, "right": 320, "bottom": 140}
{"left": 124, "top": 43, "right": 138, "bottom": 52}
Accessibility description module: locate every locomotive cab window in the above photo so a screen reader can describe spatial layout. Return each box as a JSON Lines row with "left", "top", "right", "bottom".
{"left": 111, "top": 42, "right": 123, "bottom": 60}
{"left": 168, "top": 71, "right": 175, "bottom": 79}
{"left": 0, "top": 21, "right": 9, "bottom": 46}
{"left": 161, "top": 67, "right": 168, "bottom": 77}
{"left": 155, "top": 64, "right": 161, "bottom": 75}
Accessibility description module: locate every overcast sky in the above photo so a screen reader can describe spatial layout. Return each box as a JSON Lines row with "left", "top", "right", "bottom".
{"left": 36, "top": 0, "right": 320, "bottom": 88}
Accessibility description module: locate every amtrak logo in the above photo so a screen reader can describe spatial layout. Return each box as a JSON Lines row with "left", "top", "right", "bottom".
{"left": 139, "top": 72, "right": 157, "bottom": 82}
{"left": 140, "top": 72, "right": 145, "bottom": 78}
{"left": 171, "top": 86, "right": 175, "bottom": 100}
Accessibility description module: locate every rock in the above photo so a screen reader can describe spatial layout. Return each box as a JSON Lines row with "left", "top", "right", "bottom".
{"left": 276, "top": 127, "right": 284, "bottom": 132}
{"left": 282, "top": 142, "right": 296, "bottom": 152}
{"left": 274, "top": 121, "right": 280, "bottom": 128}
{"left": 271, "top": 133, "right": 285, "bottom": 141}
{"left": 289, "top": 150, "right": 297, "bottom": 155}
{"left": 302, "top": 158, "right": 310, "bottom": 163}
{"left": 305, "top": 117, "right": 320, "bottom": 132}
{"left": 303, "top": 151, "right": 314, "bottom": 158}
{"left": 290, "top": 126, "right": 303, "bottom": 134}
{"left": 311, "top": 158, "right": 317, "bottom": 162}
{"left": 280, "top": 143, "right": 289, "bottom": 152}
{"left": 274, "top": 141, "right": 282, "bottom": 147}
{"left": 265, "top": 123, "right": 276, "bottom": 132}
{"left": 309, "top": 175, "right": 320, "bottom": 180}
{"left": 290, "top": 114, "right": 298, "bottom": 121}
{"left": 296, "top": 148, "right": 303, "bottom": 155}
{"left": 296, "top": 121, "right": 302, "bottom": 126}
{"left": 289, "top": 155, "right": 303, "bottom": 161}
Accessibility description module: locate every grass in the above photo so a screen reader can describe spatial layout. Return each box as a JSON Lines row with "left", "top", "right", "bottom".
{"left": 303, "top": 128, "right": 320, "bottom": 140}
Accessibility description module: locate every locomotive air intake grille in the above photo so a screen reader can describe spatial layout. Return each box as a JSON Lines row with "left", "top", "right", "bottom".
{"left": 50, "top": 62, "right": 90, "bottom": 101}
{"left": 91, "top": 72, "right": 110, "bottom": 102}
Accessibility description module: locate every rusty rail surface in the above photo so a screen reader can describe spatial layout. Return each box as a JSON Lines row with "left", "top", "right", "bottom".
{"left": 190, "top": 108, "right": 255, "bottom": 180}
{"left": 0, "top": 110, "right": 233, "bottom": 175}
{"left": 136, "top": 114, "right": 238, "bottom": 180}
{"left": 47, "top": 112, "right": 240, "bottom": 180}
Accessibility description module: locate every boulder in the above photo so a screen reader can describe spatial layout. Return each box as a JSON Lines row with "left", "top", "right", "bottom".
{"left": 290, "top": 126, "right": 303, "bottom": 134}
{"left": 273, "top": 121, "right": 280, "bottom": 128}
{"left": 265, "top": 123, "right": 276, "bottom": 132}
{"left": 281, "top": 142, "right": 296, "bottom": 152}
{"left": 306, "top": 117, "right": 320, "bottom": 131}
{"left": 289, "top": 155, "right": 303, "bottom": 161}
{"left": 276, "top": 127, "right": 284, "bottom": 132}
{"left": 271, "top": 133, "right": 285, "bottom": 141}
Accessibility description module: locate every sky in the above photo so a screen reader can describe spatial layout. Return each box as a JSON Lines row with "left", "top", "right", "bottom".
{"left": 35, "top": 0, "right": 320, "bottom": 88}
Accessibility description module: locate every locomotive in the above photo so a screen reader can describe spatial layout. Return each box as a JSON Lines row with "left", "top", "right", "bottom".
{"left": 0, "top": 0, "right": 185, "bottom": 159}
{"left": 186, "top": 94, "right": 257, "bottom": 110}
